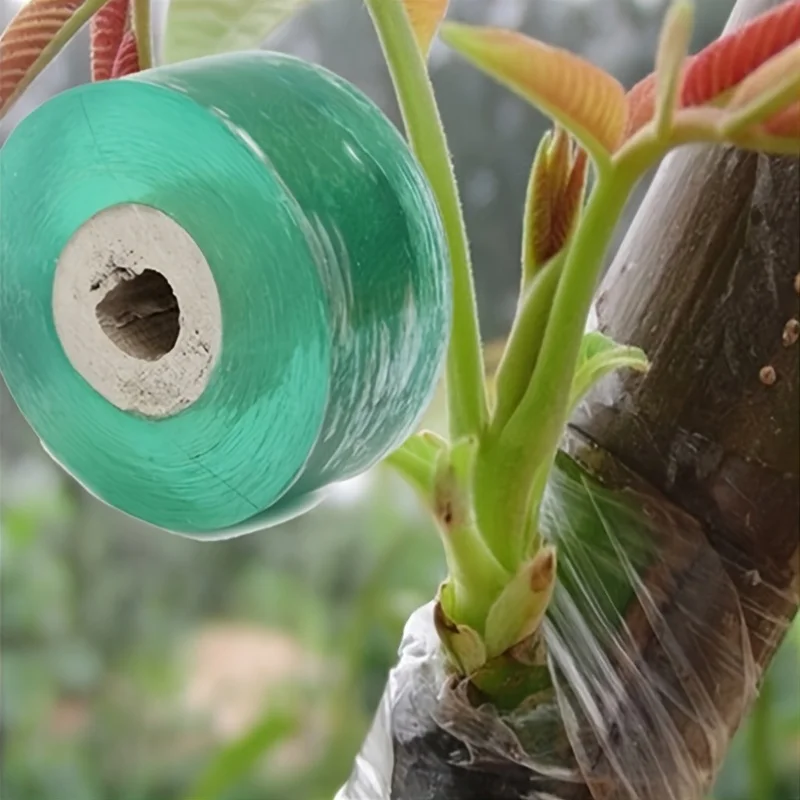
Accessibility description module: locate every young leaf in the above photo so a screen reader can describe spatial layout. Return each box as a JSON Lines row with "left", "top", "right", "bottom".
{"left": 721, "top": 43, "right": 800, "bottom": 135}
{"left": 91, "top": 0, "right": 129, "bottom": 81}
{"left": 550, "top": 147, "right": 588, "bottom": 263}
{"left": 568, "top": 331, "right": 649, "bottom": 415}
{"left": 483, "top": 546, "right": 557, "bottom": 659}
{"left": 623, "top": 0, "right": 800, "bottom": 142}
{"left": 546, "top": 127, "right": 571, "bottom": 199}
{"left": 403, "top": 0, "right": 449, "bottom": 57}
{"left": 0, "top": 0, "right": 108, "bottom": 119}
{"left": 489, "top": 130, "right": 587, "bottom": 435}
{"left": 162, "top": 0, "right": 313, "bottom": 64}
{"left": 653, "top": 0, "right": 694, "bottom": 137}
{"left": 764, "top": 101, "right": 800, "bottom": 138}
{"left": 728, "top": 101, "right": 800, "bottom": 156}
{"left": 440, "top": 23, "right": 627, "bottom": 167}
{"left": 624, "top": 71, "right": 660, "bottom": 140}
{"left": 523, "top": 130, "right": 555, "bottom": 279}
{"left": 681, "top": 0, "right": 800, "bottom": 107}
{"left": 434, "top": 591, "right": 487, "bottom": 675}
{"left": 111, "top": 27, "right": 141, "bottom": 77}
{"left": 524, "top": 129, "right": 589, "bottom": 277}
{"left": 384, "top": 430, "right": 446, "bottom": 502}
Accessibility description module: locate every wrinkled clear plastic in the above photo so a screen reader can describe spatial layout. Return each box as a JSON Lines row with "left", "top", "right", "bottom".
{"left": 336, "top": 433, "right": 762, "bottom": 800}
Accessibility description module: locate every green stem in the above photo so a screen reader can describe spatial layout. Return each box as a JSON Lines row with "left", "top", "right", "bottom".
{"left": 434, "top": 440, "right": 509, "bottom": 628}
{"left": 134, "top": 0, "right": 154, "bottom": 70}
{"left": 365, "top": 0, "right": 487, "bottom": 440}
{"left": 476, "top": 171, "right": 635, "bottom": 566}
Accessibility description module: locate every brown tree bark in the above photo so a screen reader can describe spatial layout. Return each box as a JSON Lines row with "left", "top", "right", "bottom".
{"left": 577, "top": 0, "right": 799, "bottom": 659}
{"left": 566, "top": 142, "right": 799, "bottom": 800}
{"left": 567, "top": 0, "right": 799, "bottom": 792}
{"left": 574, "top": 124, "right": 799, "bottom": 673}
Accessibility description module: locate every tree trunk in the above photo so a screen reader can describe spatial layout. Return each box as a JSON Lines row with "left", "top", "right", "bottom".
{"left": 574, "top": 122, "right": 799, "bottom": 675}
{"left": 566, "top": 110, "right": 799, "bottom": 800}
{"left": 339, "top": 1, "right": 799, "bottom": 797}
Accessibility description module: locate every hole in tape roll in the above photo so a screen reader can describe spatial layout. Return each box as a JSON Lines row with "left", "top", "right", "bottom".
{"left": 95, "top": 269, "right": 180, "bottom": 361}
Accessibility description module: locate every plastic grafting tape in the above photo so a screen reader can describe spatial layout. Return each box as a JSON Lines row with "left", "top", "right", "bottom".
{"left": 0, "top": 52, "right": 451, "bottom": 537}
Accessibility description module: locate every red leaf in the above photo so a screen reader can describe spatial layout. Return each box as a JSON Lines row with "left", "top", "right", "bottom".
{"left": 0, "top": 0, "right": 86, "bottom": 114}
{"left": 682, "top": 0, "right": 800, "bottom": 106}
{"left": 550, "top": 147, "right": 588, "bottom": 262}
{"left": 91, "top": 0, "right": 129, "bottom": 82}
{"left": 110, "top": 28, "right": 140, "bottom": 78}
{"left": 624, "top": 72, "right": 659, "bottom": 139}
{"left": 623, "top": 1, "right": 800, "bottom": 142}
{"left": 441, "top": 24, "right": 627, "bottom": 160}
{"left": 546, "top": 126, "right": 571, "bottom": 197}
{"left": 526, "top": 132, "right": 555, "bottom": 272}
{"left": 526, "top": 130, "right": 588, "bottom": 269}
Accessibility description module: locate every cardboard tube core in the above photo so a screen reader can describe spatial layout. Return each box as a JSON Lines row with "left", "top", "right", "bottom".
{"left": 53, "top": 204, "right": 222, "bottom": 418}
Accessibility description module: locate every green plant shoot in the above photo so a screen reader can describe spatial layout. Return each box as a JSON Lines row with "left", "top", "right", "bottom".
{"left": 0, "top": 0, "right": 798, "bottom": 689}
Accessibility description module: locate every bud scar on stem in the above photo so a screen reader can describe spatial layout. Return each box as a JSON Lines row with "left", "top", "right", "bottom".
{"left": 52, "top": 204, "right": 222, "bottom": 418}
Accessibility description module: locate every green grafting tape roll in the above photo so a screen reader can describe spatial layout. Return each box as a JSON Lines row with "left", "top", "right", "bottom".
{"left": 0, "top": 51, "right": 451, "bottom": 537}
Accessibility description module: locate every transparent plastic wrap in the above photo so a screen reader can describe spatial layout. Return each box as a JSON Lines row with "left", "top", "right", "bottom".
{"left": 336, "top": 430, "right": 765, "bottom": 800}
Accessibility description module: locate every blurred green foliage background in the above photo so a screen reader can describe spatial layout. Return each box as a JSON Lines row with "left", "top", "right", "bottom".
{"left": 1, "top": 0, "right": 798, "bottom": 798}
{"left": 3, "top": 390, "right": 799, "bottom": 800}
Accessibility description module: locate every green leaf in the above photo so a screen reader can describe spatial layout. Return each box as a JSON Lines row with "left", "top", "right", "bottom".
{"left": 569, "top": 331, "right": 649, "bottom": 414}
{"left": 384, "top": 430, "right": 447, "bottom": 500}
{"left": 434, "top": 588, "right": 487, "bottom": 674}
{"left": 163, "top": 0, "right": 314, "bottom": 64}
{"left": 483, "top": 545, "right": 556, "bottom": 658}
{"left": 653, "top": 0, "right": 694, "bottom": 137}
{"left": 184, "top": 706, "right": 300, "bottom": 800}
